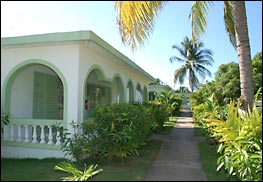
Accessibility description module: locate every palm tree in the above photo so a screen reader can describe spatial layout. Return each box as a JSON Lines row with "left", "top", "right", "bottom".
{"left": 170, "top": 37, "right": 214, "bottom": 92}
{"left": 115, "top": 1, "right": 254, "bottom": 110}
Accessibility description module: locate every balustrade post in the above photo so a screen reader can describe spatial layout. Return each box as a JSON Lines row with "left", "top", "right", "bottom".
{"left": 40, "top": 125, "right": 46, "bottom": 144}
{"left": 17, "top": 125, "right": 22, "bottom": 142}
{"left": 55, "top": 128, "right": 62, "bottom": 145}
{"left": 47, "top": 126, "right": 54, "bottom": 145}
{"left": 32, "top": 125, "right": 38, "bottom": 143}
{"left": 9, "top": 124, "right": 14, "bottom": 141}
{"left": 24, "top": 125, "right": 30, "bottom": 142}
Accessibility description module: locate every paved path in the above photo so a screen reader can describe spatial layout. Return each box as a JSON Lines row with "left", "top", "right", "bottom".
{"left": 144, "top": 103, "right": 206, "bottom": 181}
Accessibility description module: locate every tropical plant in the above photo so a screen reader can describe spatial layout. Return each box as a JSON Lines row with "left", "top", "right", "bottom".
{"left": 153, "top": 91, "right": 182, "bottom": 117}
{"left": 206, "top": 100, "right": 262, "bottom": 181}
{"left": 55, "top": 160, "right": 103, "bottom": 181}
{"left": 169, "top": 36, "right": 214, "bottom": 92}
{"left": 252, "top": 52, "right": 262, "bottom": 95}
{"left": 114, "top": 1, "right": 254, "bottom": 110}
{"left": 1, "top": 112, "right": 10, "bottom": 134}
{"left": 93, "top": 103, "right": 155, "bottom": 164}
{"left": 142, "top": 102, "right": 167, "bottom": 131}
{"left": 61, "top": 121, "right": 92, "bottom": 163}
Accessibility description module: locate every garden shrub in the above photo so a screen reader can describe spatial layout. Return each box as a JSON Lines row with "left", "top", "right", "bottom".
{"left": 141, "top": 102, "right": 167, "bottom": 131}
{"left": 207, "top": 101, "right": 262, "bottom": 181}
{"left": 62, "top": 102, "right": 174, "bottom": 164}
{"left": 61, "top": 121, "right": 94, "bottom": 163}
{"left": 92, "top": 103, "right": 154, "bottom": 162}
{"left": 192, "top": 90, "right": 262, "bottom": 181}
{"left": 152, "top": 91, "right": 182, "bottom": 117}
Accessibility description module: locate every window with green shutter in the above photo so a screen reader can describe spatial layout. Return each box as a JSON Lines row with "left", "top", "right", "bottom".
{"left": 33, "top": 71, "right": 63, "bottom": 119}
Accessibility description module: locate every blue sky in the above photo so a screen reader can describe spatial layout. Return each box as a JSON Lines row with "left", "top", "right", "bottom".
{"left": 1, "top": 1, "right": 262, "bottom": 90}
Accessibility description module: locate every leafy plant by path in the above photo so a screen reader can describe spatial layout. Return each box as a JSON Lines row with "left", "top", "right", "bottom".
{"left": 55, "top": 160, "right": 102, "bottom": 181}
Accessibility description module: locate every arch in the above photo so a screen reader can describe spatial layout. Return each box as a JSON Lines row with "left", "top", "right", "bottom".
{"left": 83, "top": 65, "right": 112, "bottom": 119}
{"left": 135, "top": 83, "right": 143, "bottom": 103}
{"left": 143, "top": 86, "right": 148, "bottom": 103}
{"left": 2, "top": 59, "right": 68, "bottom": 122}
{"left": 112, "top": 74, "right": 125, "bottom": 103}
{"left": 126, "top": 79, "right": 134, "bottom": 103}
{"left": 84, "top": 64, "right": 111, "bottom": 83}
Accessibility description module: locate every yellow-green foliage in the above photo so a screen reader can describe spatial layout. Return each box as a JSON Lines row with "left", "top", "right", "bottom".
{"left": 206, "top": 101, "right": 262, "bottom": 181}
{"left": 55, "top": 160, "right": 102, "bottom": 181}
{"left": 205, "top": 101, "right": 262, "bottom": 142}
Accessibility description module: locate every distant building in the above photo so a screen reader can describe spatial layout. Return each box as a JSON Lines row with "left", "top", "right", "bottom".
{"left": 148, "top": 84, "right": 172, "bottom": 101}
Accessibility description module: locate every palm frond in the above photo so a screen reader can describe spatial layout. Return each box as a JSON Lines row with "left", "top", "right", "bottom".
{"left": 115, "top": 1, "right": 167, "bottom": 51}
{"left": 169, "top": 56, "right": 186, "bottom": 63}
{"left": 189, "top": 1, "right": 214, "bottom": 40}
{"left": 193, "top": 64, "right": 212, "bottom": 78}
{"left": 189, "top": 70, "right": 201, "bottom": 91}
{"left": 224, "top": 1, "right": 237, "bottom": 50}
{"left": 174, "top": 66, "right": 187, "bottom": 84}
{"left": 171, "top": 44, "right": 187, "bottom": 60}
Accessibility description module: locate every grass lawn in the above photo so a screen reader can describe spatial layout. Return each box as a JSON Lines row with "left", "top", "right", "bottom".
{"left": 194, "top": 124, "right": 239, "bottom": 181}
{"left": 1, "top": 158, "right": 65, "bottom": 181}
{"left": 1, "top": 139, "right": 163, "bottom": 181}
{"left": 89, "top": 139, "right": 163, "bottom": 181}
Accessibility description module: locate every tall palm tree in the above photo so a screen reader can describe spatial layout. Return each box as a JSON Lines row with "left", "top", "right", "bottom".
{"left": 170, "top": 37, "right": 214, "bottom": 92}
{"left": 115, "top": 1, "right": 254, "bottom": 110}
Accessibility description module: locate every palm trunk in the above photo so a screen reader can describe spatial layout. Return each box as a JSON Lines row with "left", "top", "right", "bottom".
{"left": 189, "top": 69, "right": 193, "bottom": 92}
{"left": 232, "top": 1, "right": 254, "bottom": 110}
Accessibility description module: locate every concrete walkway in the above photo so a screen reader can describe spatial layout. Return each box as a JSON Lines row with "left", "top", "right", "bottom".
{"left": 144, "top": 103, "right": 207, "bottom": 181}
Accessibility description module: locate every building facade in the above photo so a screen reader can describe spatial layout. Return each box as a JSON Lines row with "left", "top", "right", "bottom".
{"left": 1, "top": 31, "right": 157, "bottom": 158}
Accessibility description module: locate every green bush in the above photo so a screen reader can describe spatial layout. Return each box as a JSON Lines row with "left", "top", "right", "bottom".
{"left": 61, "top": 121, "right": 93, "bottom": 163}
{"left": 61, "top": 103, "right": 171, "bottom": 164}
{"left": 153, "top": 91, "right": 182, "bottom": 117}
{"left": 204, "top": 101, "right": 262, "bottom": 181}
{"left": 141, "top": 102, "right": 167, "bottom": 132}
{"left": 92, "top": 103, "right": 154, "bottom": 163}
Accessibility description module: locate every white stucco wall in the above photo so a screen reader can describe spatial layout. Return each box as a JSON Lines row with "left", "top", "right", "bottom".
{"left": 1, "top": 43, "right": 80, "bottom": 133}
{"left": 1, "top": 40, "right": 154, "bottom": 130}
{"left": 78, "top": 42, "right": 153, "bottom": 121}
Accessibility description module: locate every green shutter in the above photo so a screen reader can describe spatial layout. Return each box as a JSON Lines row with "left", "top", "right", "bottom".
{"left": 45, "top": 75, "right": 59, "bottom": 119}
{"left": 33, "top": 71, "right": 59, "bottom": 119}
{"left": 33, "top": 72, "right": 46, "bottom": 119}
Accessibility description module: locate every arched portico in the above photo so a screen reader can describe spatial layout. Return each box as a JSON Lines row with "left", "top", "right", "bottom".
{"left": 126, "top": 80, "right": 135, "bottom": 103}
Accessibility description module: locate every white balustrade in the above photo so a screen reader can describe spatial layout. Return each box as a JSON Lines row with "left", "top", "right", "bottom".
{"left": 4, "top": 122, "right": 64, "bottom": 147}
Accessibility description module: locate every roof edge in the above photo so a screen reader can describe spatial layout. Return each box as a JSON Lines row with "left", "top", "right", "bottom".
{"left": 1, "top": 30, "right": 156, "bottom": 82}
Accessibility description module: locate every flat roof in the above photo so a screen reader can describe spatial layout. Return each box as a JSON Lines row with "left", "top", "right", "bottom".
{"left": 1, "top": 30, "right": 156, "bottom": 82}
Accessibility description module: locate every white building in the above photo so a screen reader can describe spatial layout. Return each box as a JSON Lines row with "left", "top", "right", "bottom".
{"left": 1, "top": 30, "right": 158, "bottom": 159}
